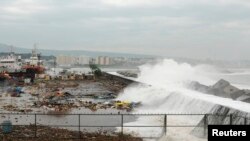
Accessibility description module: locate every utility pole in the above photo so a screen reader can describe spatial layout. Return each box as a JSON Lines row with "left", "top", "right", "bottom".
{"left": 54, "top": 57, "right": 56, "bottom": 74}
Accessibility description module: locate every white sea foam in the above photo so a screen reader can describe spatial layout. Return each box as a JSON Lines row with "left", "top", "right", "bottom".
{"left": 116, "top": 59, "right": 250, "bottom": 140}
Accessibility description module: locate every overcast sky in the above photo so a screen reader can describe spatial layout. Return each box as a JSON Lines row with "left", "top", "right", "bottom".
{"left": 0, "top": 0, "right": 250, "bottom": 60}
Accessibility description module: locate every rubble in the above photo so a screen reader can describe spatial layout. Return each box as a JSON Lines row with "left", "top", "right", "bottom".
{"left": 79, "top": 100, "right": 141, "bottom": 112}
{"left": 93, "top": 93, "right": 116, "bottom": 99}
{"left": 19, "top": 80, "right": 141, "bottom": 112}
{"left": 0, "top": 125, "right": 142, "bottom": 141}
{"left": 3, "top": 105, "right": 33, "bottom": 113}
{"left": 0, "top": 72, "right": 142, "bottom": 113}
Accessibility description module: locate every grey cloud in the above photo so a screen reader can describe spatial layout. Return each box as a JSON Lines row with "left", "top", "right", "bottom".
{"left": 0, "top": 0, "right": 250, "bottom": 60}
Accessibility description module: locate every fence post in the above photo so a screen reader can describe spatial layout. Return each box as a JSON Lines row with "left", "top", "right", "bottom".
{"left": 164, "top": 114, "right": 167, "bottom": 135}
{"left": 121, "top": 114, "right": 124, "bottom": 136}
{"left": 244, "top": 117, "right": 247, "bottom": 125}
{"left": 230, "top": 114, "right": 233, "bottom": 125}
{"left": 204, "top": 114, "right": 207, "bottom": 136}
{"left": 35, "top": 114, "right": 37, "bottom": 138}
{"left": 78, "top": 114, "right": 81, "bottom": 139}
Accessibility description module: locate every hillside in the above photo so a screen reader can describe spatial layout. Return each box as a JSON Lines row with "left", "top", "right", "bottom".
{"left": 0, "top": 43, "right": 152, "bottom": 58}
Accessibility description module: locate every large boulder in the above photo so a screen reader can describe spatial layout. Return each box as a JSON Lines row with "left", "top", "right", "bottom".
{"left": 210, "top": 79, "right": 239, "bottom": 98}
{"left": 236, "top": 95, "right": 250, "bottom": 103}
{"left": 188, "top": 81, "right": 210, "bottom": 93}
{"left": 230, "top": 90, "right": 246, "bottom": 100}
{"left": 212, "top": 79, "right": 230, "bottom": 89}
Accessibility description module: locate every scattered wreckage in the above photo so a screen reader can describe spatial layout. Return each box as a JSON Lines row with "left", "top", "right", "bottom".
{"left": 0, "top": 71, "right": 142, "bottom": 113}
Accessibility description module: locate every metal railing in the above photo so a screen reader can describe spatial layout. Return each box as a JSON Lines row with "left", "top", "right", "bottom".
{"left": 0, "top": 113, "right": 249, "bottom": 140}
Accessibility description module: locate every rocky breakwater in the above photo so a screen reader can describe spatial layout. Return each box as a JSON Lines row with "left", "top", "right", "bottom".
{"left": 189, "top": 79, "right": 250, "bottom": 103}
{"left": 188, "top": 79, "right": 250, "bottom": 138}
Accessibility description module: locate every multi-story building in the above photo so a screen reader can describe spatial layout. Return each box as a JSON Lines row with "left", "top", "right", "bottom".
{"left": 56, "top": 55, "right": 90, "bottom": 66}
{"left": 75, "top": 56, "right": 90, "bottom": 65}
{"left": 95, "top": 56, "right": 111, "bottom": 65}
{"left": 56, "top": 55, "right": 75, "bottom": 66}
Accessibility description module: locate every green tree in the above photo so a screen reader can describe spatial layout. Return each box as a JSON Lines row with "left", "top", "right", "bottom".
{"left": 89, "top": 63, "right": 102, "bottom": 77}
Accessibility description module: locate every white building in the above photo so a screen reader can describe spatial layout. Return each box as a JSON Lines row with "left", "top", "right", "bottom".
{"left": 75, "top": 56, "right": 90, "bottom": 65}
{"left": 95, "top": 56, "right": 111, "bottom": 65}
{"left": 56, "top": 55, "right": 75, "bottom": 66}
{"left": 56, "top": 55, "right": 90, "bottom": 66}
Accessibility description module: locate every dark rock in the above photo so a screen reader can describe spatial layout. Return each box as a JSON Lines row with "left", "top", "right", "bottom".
{"left": 231, "top": 90, "right": 246, "bottom": 100}
{"left": 236, "top": 95, "right": 250, "bottom": 102}
{"left": 188, "top": 81, "right": 210, "bottom": 94}
{"left": 188, "top": 79, "right": 250, "bottom": 103}
{"left": 212, "top": 79, "right": 230, "bottom": 89}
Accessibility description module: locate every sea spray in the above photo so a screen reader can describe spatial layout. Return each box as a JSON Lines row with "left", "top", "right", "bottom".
{"left": 137, "top": 59, "right": 217, "bottom": 87}
{"left": 118, "top": 59, "right": 218, "bottom": 114}
{"left": 116, "top": 59, "right": 250, "bottom": 140}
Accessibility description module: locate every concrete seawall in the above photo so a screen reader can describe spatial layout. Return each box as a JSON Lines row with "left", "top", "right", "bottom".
{"left": 102, "top": 72, "right": 140, "bottom": 86}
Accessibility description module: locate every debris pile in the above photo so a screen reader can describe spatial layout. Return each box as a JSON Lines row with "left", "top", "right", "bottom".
{"left": 99, "top": 79, "right": 128, "bottom": 93}
{"left": 0, "top": 125, "right": 142, "bottom": 141}
{"left": 79, "top": 100, "right": 141, "bottom": 112}
{"left": 0, "top": 72, "right": 142, "bottom": 113}
{"left": 3, "top": 105, "right": 33, "bottom": 113}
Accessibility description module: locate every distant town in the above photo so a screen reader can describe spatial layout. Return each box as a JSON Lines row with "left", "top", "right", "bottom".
{"left": 1, "top": 48, "right": 250, "bottom": 71}
{"left": 0, "top": 44, "right": 158, "bottom": 70}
